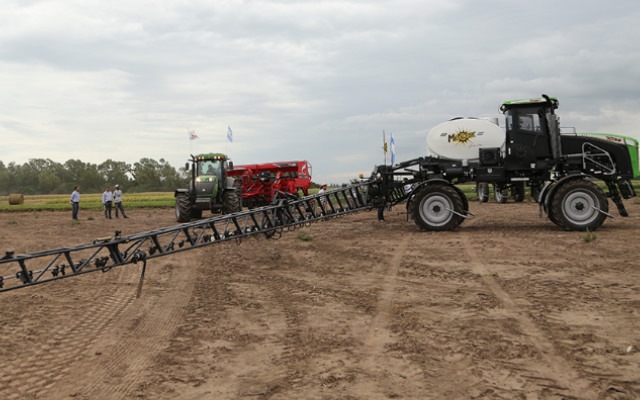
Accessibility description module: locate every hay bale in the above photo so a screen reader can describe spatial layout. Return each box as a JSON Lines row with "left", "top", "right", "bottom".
{"left": 8, "top": 194, "right": 24, "bottom": 205}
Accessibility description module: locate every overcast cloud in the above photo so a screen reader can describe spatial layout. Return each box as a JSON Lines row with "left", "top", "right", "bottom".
{"left": 1, "top": 0, "right": 639, "bottom": 184}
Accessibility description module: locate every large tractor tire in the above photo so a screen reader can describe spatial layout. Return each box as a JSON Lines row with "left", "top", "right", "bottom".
{"left": 511, "top": 182, "right": 526, "bottom": 202}
{"left": 494, "top": 185, "right": 509, "bottom": 203}
{"left": 175, "top": 193, "right": 193, "bottom": 222}
{"left": 411, "top": 183, "right": 465, "bottom": 231}
{"left": 549, "top": 179, "right": 608, "bottom": 231}
{"left": 530, "top": 183, "right": 543, "bottom": 203}
{"left": 544, "top": 183, "right": 566, "bottom": 228}
{"left": 476, "top": 182, "right": 490, "bottom": 203}
{"left": 221, "top": 183, "right": 242, "bottom": 214}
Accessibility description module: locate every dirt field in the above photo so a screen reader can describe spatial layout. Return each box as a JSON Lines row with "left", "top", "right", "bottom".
{"left": 0, "top": 200, "right": 639, "bottom": 400}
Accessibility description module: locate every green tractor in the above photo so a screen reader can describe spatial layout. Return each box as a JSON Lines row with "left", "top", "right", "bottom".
{"left": 174, "top": 153, "right": 242, "bottom": 222}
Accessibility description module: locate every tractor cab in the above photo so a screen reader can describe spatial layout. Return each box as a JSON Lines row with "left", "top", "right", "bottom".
{"left": 499, "top": 95, "right": 560, "bottom": 172}
{"left": 175, "top": 152, "right": 241, "bottom": 222}
{"left": 192, "top": 153, "right": 230, "bottom": 199}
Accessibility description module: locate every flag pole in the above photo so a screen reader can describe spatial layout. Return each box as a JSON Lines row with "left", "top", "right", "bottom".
{"left": 382, "top": 130, "right": 387, "bottom": 165}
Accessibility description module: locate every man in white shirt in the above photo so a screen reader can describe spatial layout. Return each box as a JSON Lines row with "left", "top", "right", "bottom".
{"left": 70, "top": 186, "right": 80, "bottom": 220}
{"left": 102, "top": 186, "right": 114, "bottom": 219}
{"left": 113, "top": 184, "right": 128, "bottom": 218}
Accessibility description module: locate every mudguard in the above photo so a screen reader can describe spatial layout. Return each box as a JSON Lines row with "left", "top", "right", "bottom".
{"left": 225, "top": 176, "right": 238, "bottom": 190}
{"left": 174, "top": 188, "right": 190, "bottom": 197}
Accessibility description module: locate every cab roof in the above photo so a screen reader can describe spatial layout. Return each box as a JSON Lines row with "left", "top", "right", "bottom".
{"left": 193, "top": 153, "right": 228, "bottom": 161}
{"left": 501, "top": 96, "right": 559, "bottom": 111}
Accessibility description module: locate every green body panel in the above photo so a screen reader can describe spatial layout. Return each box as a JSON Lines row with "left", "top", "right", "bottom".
{"left": 195, "top": 175, "right": 219, "bottom": 198}
{"left": 577, "top": 133, "right": 639, "bottom": 179}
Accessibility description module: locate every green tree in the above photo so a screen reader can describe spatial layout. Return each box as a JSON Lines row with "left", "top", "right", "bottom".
{"left": 64, "top": 159, "right": 104, "bottom": 193}
{"left": 98, "top": 159, "right": 132, "bottom": 188}
{"left": 158, "top": 158, "right": 186, "bottom": 190}
{"left": 0, "top": 156, "right": 186, "bottom": 194}
{"left": 38, "top": 170, "right": 62, "bottom": 194}
{"left": 64, "top": 159, "right": 87, "bottom": 189}
{"left": 132, "top": 158, "right": 162, "bottom": 191}
{"left": 0, "top": 161, "right": 12, "bottom": 195}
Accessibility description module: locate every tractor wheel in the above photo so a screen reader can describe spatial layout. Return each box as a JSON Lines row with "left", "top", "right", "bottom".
{"left": 550, "top": 179, "right": 608, "bottom": 231}
{"left": 175, "top": 193, "right": 192, "bottom": 222}
{"left": 545, "top": 183, "right": 565, "bottom": 228}
{"left": 530, "top": 183, "right": 543, "bottom": 203}
{"left": 411, "top": 184, "right": 465, "bottom": 231}
{"left": 511, "top": 182, "right": 526, "bottom": 202}
{"left": 476, "top": 182, "right": 490, "bottom": 203}
{"left": 494, "top": 185, "right": 509, "bottom": 203}
{"left": 221, "top": 183, "right": 242, "bottom": 214}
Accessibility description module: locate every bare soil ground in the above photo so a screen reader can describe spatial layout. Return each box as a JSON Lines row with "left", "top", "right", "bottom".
{"left": 0, "top": 201, "right": 639, "bottom": 400}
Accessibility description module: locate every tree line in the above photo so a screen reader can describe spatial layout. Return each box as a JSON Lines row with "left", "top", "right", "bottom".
{"left": 0, "top": 158, "right": 189, "bottom": 195}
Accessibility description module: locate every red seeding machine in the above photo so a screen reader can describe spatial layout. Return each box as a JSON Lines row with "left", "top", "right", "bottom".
{"left": 228, "top": 160, "right": 312, "bottom": 208}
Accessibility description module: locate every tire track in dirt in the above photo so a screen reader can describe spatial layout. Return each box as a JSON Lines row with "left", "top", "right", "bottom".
{"left": 344, "top": 229, "right": 428, "bottom": 397}
{"left": 362, "top": 232, "right": 410, "bottom": 351}
{"left": 170, "top": 247, "right": 295, "bottom": 399}
{"left": 58, "top": 255, "right": 198, "bottom": 399}
{"left": 460, "top": 235, "right": 599, "bottom": 399}
{"left": 0, "top": 272, "right": 135, "bottom": 400}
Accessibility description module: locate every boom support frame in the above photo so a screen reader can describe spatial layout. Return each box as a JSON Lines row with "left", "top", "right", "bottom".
{"left": 1, "top": 183, "right": 373, "bottom": 292}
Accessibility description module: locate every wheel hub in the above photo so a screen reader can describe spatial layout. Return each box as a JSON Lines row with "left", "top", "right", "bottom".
{"left": 563, "top": 191, "right": 597, "bottom": 223}
{"left": 420, "top": 195, "right": 452, "bottom": 226}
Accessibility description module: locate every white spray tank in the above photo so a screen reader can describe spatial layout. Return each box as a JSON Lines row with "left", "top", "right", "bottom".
{"left": 426, "top": 117, "right": 505, "bottom": 165}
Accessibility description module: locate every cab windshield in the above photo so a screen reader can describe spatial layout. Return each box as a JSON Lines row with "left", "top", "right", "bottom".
{"left": 505, "top": 107, "right": 543, "bottom": 133}
{"left": 197, "top": 160, "right": 223, "bottom": 177}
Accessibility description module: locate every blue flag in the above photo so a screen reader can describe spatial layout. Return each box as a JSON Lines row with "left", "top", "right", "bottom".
{"left": 390, "top": 134, "right": 395, "bottom": 164}
{"left": 227, "top": 126, "right": 233, "bottom": 143}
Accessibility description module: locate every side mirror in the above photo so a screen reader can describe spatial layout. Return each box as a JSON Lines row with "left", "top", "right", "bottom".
{"left": 228, "top": 161, "right": 234, "bottom": 169}
{"left": 185, "top": 163, "right": 189, "bottom": 171}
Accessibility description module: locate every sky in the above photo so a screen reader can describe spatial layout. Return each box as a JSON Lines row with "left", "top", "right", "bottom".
{"left": 1, "top": 0, "right": 640, "bottom": 185}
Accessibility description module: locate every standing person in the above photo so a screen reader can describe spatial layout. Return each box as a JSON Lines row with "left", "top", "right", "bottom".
{"left": 70, "top": 186, "right": 80, "bottom": 220}
{"left": 318, "top": 183, "right": 327, "bottom": 212}
{"left": 349, "top": 180, "right": 359, "bottom": 207}
{"left": 113, "top": 184, "right": 128, "bottom": 218}
{"left": 102, "top": 186, "right": 114, "bottom": 219}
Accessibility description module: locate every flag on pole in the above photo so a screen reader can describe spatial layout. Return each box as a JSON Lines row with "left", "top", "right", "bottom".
{"left": 226, "top": 126, "right": 233, "bottom": 143}
{"left": 383, "top": 130, "right": 388, "bottom": 164}
{"left": 188, "top": 130, "right": 198, "bottom": 140}
{"left": 390, "top": 134, "right": 395, "bottom": 164}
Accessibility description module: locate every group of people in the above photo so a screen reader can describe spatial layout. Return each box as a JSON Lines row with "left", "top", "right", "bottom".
{"left": 69, "top": 185, "right": 128, "bottom": 220}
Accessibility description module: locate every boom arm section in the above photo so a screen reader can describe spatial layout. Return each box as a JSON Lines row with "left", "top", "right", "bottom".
{"left": 1, "top": 183, "right": 373, "bottom": 293}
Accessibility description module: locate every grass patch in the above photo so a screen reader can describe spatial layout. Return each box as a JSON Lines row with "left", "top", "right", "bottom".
{"left": 0, "top": 192, "right": 175, "bottom": 212}
{"left": 581, "top": 229, "right": 597, "bottom": 243}
{"left": 7, "top": 220, "right": 17, "bottom": 225}
{"left": 297, "top": 232, "right": 313, "bottom": 242}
